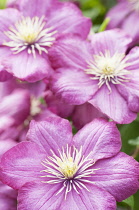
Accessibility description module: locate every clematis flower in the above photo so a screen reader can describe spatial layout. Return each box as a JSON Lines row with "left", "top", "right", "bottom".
{"left": 49, "top": 29, "right": 139, "bottom": 124}
{"left": 106, "top": 0, "right": 139, "bottom": 45}
{"left": 0, "top": 117, "right": 139, "bottom": 209}
{"left": 0, "top": 0, "right": 91, "bottom": 82}
{"left": 0, "top": 140, "right": 17, "bottom": 210}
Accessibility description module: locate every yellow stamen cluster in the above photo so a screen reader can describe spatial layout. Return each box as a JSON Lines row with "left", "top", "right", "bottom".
{"left": 40, "top": 145, "right": 98, "bottom": 198}
{"left": 3, "top": 16, "right": 57, "bottom": 58}
{"left": 57, "top": 156, "right": 77, "bottom": 179}
{"left": 85, "top": 51, "right": 131, "bottom": 92}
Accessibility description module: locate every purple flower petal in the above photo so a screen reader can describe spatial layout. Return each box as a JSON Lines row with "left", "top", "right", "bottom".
{"left": 106, "top": 2, "right": 131, "bottom": 29}
{"left": 0, "top": 60, "right": 13, "bottom": 81}
{"left": 0, "top": 182, "right": 17, "bottom": 210}
{"left": 0, "top": 140, "right": 17, "bottom": 158}
{"left": 8, "top": 51, "right": 52, "bottom": 82}
{"left": 0, "top": 78, "right": 18, "bottom": 101}
{"left": 17, "top": 0, "right": 91, "bottom": 39}
{"left": 0, "top": 89, "right": 30, "bottom": 126}
{"left": 27, "top": 117, "right": 73, "bottom": 155}
{"left": 72, "top": 103, "right": 107, "bottom": 129}
{"left": 17, "top": 0, "right": 60, "bottom": 17}
{"left": 45, "top": 90, "right": 74, "bottom": 118}
{"left": 46, "top": 2, "right": 91, "bottom": 39}
{"left": 17, "top": 182, "right": 116, "bottom": 210}
{"left": 0, "top": 116, "right": 14, "bottom": 133}
{"left": 60, "top": 184, "right": 116, "bottom": 210}
{"left": 18, "top": 182, "right": 63, "bottom": 210}
{"left": 49, "top": 35, "right": 92, "bottom": 69}
{"left": 89, "top": 84, "right": 137, "bottom": 123}
{"left": 117, "top": 48, "right": 139, "bottom": 113}
{"left": 125, "top": 47, "right": 139, "bottom": 70}
{"left": 121, "top": 12, "right": 139, "bottom": 44}
{"left": 51, "top": 68, "right": 98, "bottom": 105}
{"left": 73, "top": 118, "right": 121, "bottom": 160}
{"left": 6, "top": 0, "right": 17, "bottom": 7}
{"left": 0, "top": 142, "right": 46, "bottom": 189}
{"left": 0, "top": 8, "right": 21, "bottom": 44}
{"left": 0, "top": 126, "right": 20, "bottom": 141}
{"left": 89, "top": 29, "right": 132, "bottom": 56}
{"left": 91, "top": 152, "right": 139, "bottom": 202}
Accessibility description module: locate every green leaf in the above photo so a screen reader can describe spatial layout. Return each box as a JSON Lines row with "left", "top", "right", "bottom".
{"left": 79, "top": 0, "right": 105, "bottom": 11}
{"left": 39, "top": 97, "right": 46, "bottom": 105}
{"left": 0, "top": 0, "right": 7, "bottom": 9}
{"left": 100, "top": 0, "right": 116, "bottom": 9}
{"left": 83, "top": 8, "right": 101, "bottom": 20}
{"left": 123, "top": 196, "right": 134, "bottom": 209}
{"left": 135, "top": 113, "right": 139, "bottom": 122}
{"left": 117, "top": 196, "right": 134, "bottom": 210}
{"left": 119, "top": 121, "right": 139, "bottom": 154}
{"left": 134, "top": 190, "right": 139, "bottom": 210}
{"left": 128, "top": 137, "right": 139, "bottom": 146}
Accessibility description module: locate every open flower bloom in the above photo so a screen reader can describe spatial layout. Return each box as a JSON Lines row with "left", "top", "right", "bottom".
{"left": 0, "top": 0, "right": 91, "bottom": 82}
{"left": 0, "top": 117, "right": 139, "bottom": 209}
{"left": 0, "top": 140, "right": 17, "bottom": 210}
{"left": 106, "top": 0, "right": 139, "bottom": 45}
{"left": 49, "top": 29, "right": 139, "bottom": 124}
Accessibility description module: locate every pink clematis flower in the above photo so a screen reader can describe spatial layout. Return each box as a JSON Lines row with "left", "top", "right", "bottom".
{"left": 49, "top": 29, "right": 139, "bottom": 124}
{"left": 0, "top": 0, "right": 91, "bottom": 82}
{"left": 106, "top": 0, "right": 139, "bottom": 45}
{"left": 0, "top": 140, "right": 17, "bottom": 210}
{"left": 0, "top": 117, "right": 139, "bottom": 209}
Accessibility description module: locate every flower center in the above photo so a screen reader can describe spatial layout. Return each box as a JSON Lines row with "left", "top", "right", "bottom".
{"left": 128, "top": 0, "right": 139, "bottom": 12}
{"left": 3, "top": 16, "right": 57, "bottom": 58}
{"left": 85, "top": 51, "right": 131, "bottom": 93}
{"left": 57, "top": 156, "right": 78, "bottom": 179}
{"left": 40, "top": 145, "right": 98, "bottom": 199}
